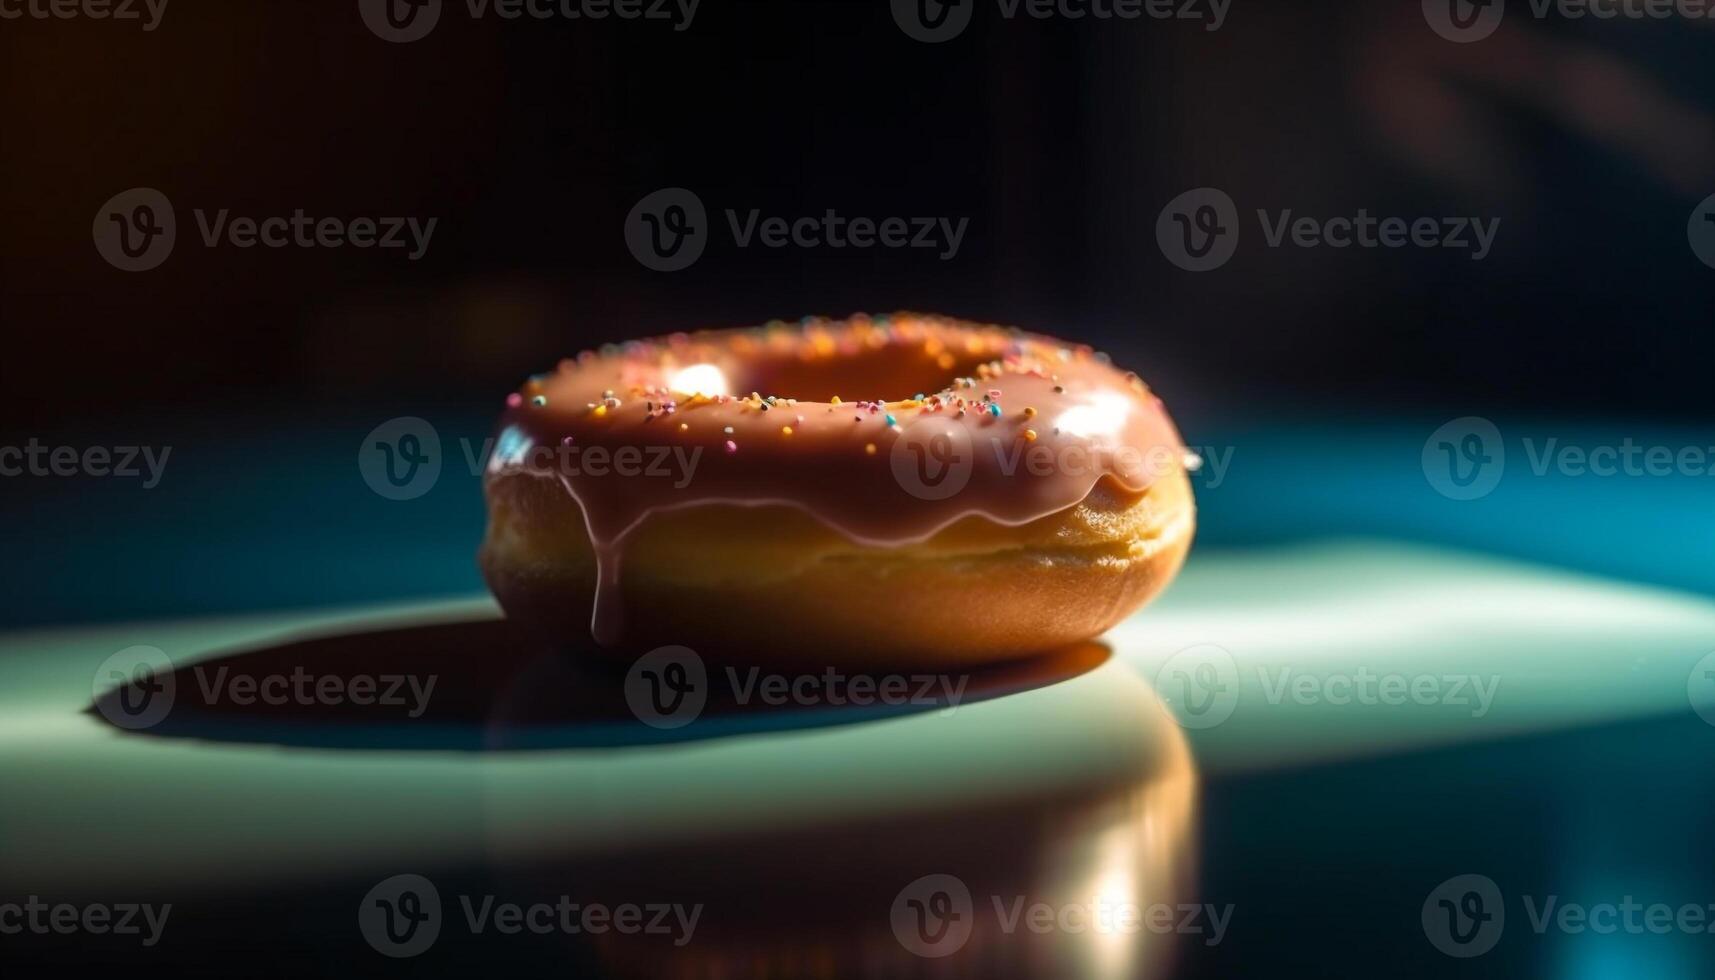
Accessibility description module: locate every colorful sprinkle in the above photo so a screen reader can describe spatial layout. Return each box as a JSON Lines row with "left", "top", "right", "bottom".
{"left": 724, "top": 440, "right": 737, "bottom": 454}
{"left": 864, "top": 443, "right": 877, "bottom": 456}
{"left": 506, "top": 392, "right": 523, "bottom": 408}
{"left": 1024, "top": 428, "right": 1038, "bottom": 442}
{"left": 781, "top": 426, "right": 794, "bottom": 437}
{"left": 592, "top": 405, "right": 608, "bottom": 418}
{"left": 531, "top": 395, "right": 548, "bottom": 407}
{"left": 988, "top": 403, "right": 1002, "bottom": 417}
{"left": 884, "top": 414, "right": 898, "bottom": 427}
{"left": 1022, "top": 406, "right": 1037, "bottom": 418}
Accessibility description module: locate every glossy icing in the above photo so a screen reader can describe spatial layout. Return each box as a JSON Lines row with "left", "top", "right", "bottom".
{"left": 486, "top": 314, "right": 1189, "bottom": 645}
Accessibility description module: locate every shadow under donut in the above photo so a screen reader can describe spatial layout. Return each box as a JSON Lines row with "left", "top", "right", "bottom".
{"left": 86, "top": 617, "right": 1112, "bottom": 752}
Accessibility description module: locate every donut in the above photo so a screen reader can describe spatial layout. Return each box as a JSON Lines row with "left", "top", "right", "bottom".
{"left": 479, "top": 313, "right": 1196, "bottom": 668}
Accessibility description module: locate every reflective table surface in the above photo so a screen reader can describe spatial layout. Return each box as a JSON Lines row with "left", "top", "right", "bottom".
{"left": 5, "top": 540, "right": 1715, "bottom": 978}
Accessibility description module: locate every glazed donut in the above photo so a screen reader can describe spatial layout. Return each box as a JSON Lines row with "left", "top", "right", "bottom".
{"left": 479, "top": 314, "right": 1196, "bottom": 668}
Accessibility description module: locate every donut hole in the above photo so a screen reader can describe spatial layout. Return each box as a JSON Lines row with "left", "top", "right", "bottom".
{"left": 738, "top": 345, "right": 990, "bottom": 402}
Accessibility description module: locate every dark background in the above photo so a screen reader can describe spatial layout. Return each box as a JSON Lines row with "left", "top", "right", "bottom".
{"left": 5, "top": 0, "right": 1712, "bottom": 430}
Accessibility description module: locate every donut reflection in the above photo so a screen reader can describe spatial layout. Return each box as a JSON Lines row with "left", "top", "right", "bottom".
{"left": 483, "top": 646, "right": 1199, "bottom": 979}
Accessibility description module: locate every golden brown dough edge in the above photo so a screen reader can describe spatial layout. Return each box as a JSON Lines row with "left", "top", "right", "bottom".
{"left": 479, "top": 467, "right": 1195, "bottom": 670}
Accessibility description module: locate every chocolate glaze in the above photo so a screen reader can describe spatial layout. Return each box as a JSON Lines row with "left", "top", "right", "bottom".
{"left": 486, "top": 314, "right": 1190, "bottom": 646}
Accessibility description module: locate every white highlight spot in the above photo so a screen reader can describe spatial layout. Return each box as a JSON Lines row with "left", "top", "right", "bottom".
{"left": 667, "top": 363, "right": 729, "bottom": 397}
{"left": 1053, "top": 390, "right": 1132, "bottom": 440}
